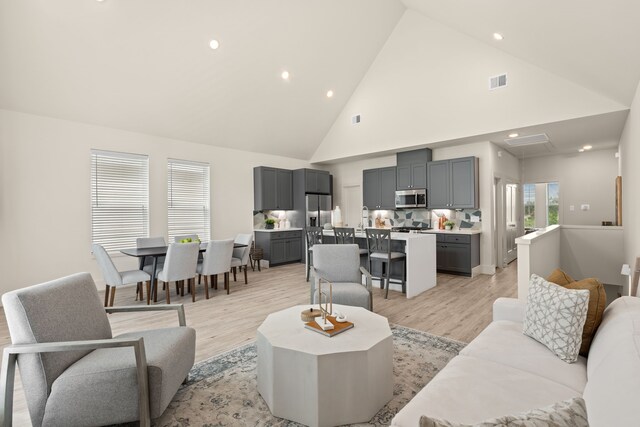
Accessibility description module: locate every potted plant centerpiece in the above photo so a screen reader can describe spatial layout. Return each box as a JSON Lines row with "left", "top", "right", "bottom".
{"left": 444, "top": 220, "right": 455, "bottom": 231}
{"left": 265, "top": 218, "right": 276, "bottom": 229}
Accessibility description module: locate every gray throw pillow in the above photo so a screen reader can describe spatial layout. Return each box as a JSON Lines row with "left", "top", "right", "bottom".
{"left": 522, "top": 274, "right": 590, "bottom": 363}
{"left": 419, "top": 396, "right": 589, "bottom": 427}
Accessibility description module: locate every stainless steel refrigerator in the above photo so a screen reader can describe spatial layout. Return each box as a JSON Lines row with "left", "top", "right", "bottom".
{"left": 306, "top": 194, "right": 332, "bottom": 228}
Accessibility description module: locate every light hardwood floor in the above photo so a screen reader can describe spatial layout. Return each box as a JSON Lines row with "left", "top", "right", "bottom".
{"left": 0, "top": 261, "right": 517, "bottom": 425}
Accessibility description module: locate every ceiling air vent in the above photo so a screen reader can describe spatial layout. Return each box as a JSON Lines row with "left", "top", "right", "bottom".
{"left": 351, "top": 114, "right": 361, "bottom": 125}
{"left": 489, "top": 73, "right": 507, "bottom": 90}
{"left": 504, "top": 133, "right": 549, "bottom": 147}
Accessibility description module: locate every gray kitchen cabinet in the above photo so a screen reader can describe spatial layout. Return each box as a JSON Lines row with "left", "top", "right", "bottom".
{"left": 293, "top": 169, "right": 331, "bottom": 195}
{"left": 396, "top": 149, "right": 431, "bottom": 190}
{"left": 362, "top": 167, "right": 396, "bottom": 209}
{"left": 254, "top": 230, "right": 302, "bottom": 266}
{"left": 427, "top": 156, "right": 478, "bottom": 209}
{"left": 253, "top": 167, "right": 293, "bottom": 210}
{"left": 435, "top": 233, "right": 480, "bottom": 276}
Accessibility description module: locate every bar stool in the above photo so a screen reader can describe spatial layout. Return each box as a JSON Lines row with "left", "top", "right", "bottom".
{"left": 305, "top": 226, "right": 323, "bottom": 282}
{"left": 365, "top": 228, "right": 406, "bottom": 299}
{"left": 333, "top": 227, "right": 369, "bottom": 257}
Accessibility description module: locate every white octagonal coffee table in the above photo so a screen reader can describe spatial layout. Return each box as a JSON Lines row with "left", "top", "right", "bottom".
{"left": 257, "top": 304, "right": 393, "bottom": 427}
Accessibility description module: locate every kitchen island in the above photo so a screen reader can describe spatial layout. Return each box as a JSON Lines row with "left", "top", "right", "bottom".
{"left": 322, "top": 229, "right": 436, "bottom": 299}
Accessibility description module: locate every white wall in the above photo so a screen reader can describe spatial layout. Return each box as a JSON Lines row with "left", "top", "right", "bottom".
{"left": 619, "top": 81, "right": 640, "bottom": 296}
{"left": 311, "top": 9, "right": 626, "bottom": 163}
{"left": 522, "top": 148, "right": 619, "bottom": 226}
{"left": 0, "top": 110, "right": 310, "bottom": 294}
{"left": 515, "top": 225, "right": 561, "bottom": 300}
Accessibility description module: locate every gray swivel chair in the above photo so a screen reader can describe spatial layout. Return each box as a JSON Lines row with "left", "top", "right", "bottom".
{"left": 305, "top": 227, "right": 323, "bottom": 282}
{"left": 196, "top": 239, "right": 234, "bottom": 297}
{"left": 365, "top": 228, "right": 406, "bottom": 299}
{"left": 92, "top": 244, "right": 151, "bottom": 307}
{"left": 230, "top": 233, "right": 253, "bottom": 285}
{"left": 156, "top": 242, "right": 200, "bottom": 303}
{"left": 311, "top": 244, "right": 373, "bottom": 311}
{"left": 0, "top": 272, "right": 195, "bottom": 427}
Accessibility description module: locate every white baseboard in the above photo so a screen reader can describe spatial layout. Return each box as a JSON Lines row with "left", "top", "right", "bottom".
{"left": 475, "top": 264, "right": 496, "bottom": 276}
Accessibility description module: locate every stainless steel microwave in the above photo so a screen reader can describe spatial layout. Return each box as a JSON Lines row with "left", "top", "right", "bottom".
{"left": 395, "top": 189, "right": 427, "bottom": 209}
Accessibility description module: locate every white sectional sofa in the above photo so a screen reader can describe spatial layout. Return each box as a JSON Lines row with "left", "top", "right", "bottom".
{"left": 391, "top": 296, "right": 640, "bottom": 426}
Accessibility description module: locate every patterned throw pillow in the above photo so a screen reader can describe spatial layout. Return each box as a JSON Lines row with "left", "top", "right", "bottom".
{"left": 523, "top": 274, "right": 590, "bottom": 363}
{"left": 419, "top": 397, "right": 589, "bottom": 427}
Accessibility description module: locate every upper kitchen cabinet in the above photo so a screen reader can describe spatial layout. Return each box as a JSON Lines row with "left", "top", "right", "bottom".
{"left": 427, "top": 157, "right": 479, "bottom": 209}
{"left": 254, "top": 167, "right": 293, "bottom": 210}
{"left": 363, "top": 167, "right": 396, "bottom": 209}
{"left": 294, "top": 169, "right": 331, "bottom": 194}
{"left": 396, "top": 149, "right": 431, "bottom": 190}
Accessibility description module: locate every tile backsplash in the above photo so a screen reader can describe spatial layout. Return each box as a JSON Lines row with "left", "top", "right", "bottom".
{"left": 368, "top": 208, "right": 482, "bottom": 229}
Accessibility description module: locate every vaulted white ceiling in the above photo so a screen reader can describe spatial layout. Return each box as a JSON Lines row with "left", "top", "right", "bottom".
{"left": 1, "top": 1, "right": 639, "bottom": 161}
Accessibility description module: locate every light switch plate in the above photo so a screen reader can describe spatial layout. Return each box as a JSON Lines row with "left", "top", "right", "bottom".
{"left": 581, "top": 204, "right": 590, "bottom": 211}
{"left": 569, "top": 205, "right": 575, "bottom": 211}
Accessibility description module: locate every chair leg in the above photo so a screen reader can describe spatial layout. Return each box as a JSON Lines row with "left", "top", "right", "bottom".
{"left": 190, "top": 278, "right": 196, "bottom": 303}
{"left": 135, "top": 282, "right": 141, "bottom": 301}
{"left": 180, "top": 280, "right": 185, "bottom": 297}
{"left": 257, "top": 260, "right": 261, "bottom": 271}
{"left": 153, "top": 280, "right": 158, "bottom": 303}
{"left": 244, "top": 265, "right": 248, "bottom": 284}
{"left": 204, "top": 275, "right": 210, "bottom": 299}
{"left": 138, "top": 282, "right": 144, "bottom": 301}
{"left": 306, "top": 251, "right": 311, "bottom": 282}
{"left": 109, "top": 286, "right": 116, "bottom": 307}
{"left": 225, "top": 272, "right": 230, "bottom": 294}
{"left": 213, "top": 275, "right": 218, "bottom": 289}
{"left": 198, "top": 274, "right": 201, "bottom": 285}
{"left": 232, "top": 267, "right": 237, "bottom": 282}
{"left": 165, "top": 281, "right": 171, "bottom": 304}
{"left": 104, "top": 285, "right": 110, "bottom": 307}
{"left": 384, "top": 262, "right": 390, "bottom": 299}
{"left": 175, "top": 282, "right": 180, "bottom": 295}
{"left": 146, "top": 281, "right": 151, "bottom": 305}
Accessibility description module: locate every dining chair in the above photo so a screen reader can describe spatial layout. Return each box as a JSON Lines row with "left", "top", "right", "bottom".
{"left": 305, "top": 227, "right": 324, "bottom": 282}
{"left": 231, "top": 233, "right": 253, "bottom": 285}
{"left": 92, "top": 244, "right": 151, "bottom": 307}
{"left": 1, "top": 272, "right": 195, "bottom": 426}
{"left": 136, "top": 237, "right": 166, "bottom": 301}
{"left": 156, "top": 242, "right": 200, "bottom": 304}
{"left": 196, "top": 239, "right": 234, "bottom": 298}
{"left": 311, "top": 244, "right": 373, "bottom": 311}
{"left": 333, "top": 227, "right": 368, "bottom": 256}
{"left": 365, "top": 229, "right": 406, "bottom": 299}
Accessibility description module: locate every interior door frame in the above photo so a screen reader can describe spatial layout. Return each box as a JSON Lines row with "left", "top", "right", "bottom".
{"left": 494, "top": 174, "right": 521, "bottom": 269}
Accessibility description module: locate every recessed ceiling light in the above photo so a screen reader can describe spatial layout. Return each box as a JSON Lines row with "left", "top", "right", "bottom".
{"left": 326, "top": 90, "right": 334, "bottom": 98}
{"left": 579, "top": 149, "right": 585, "bottom": 152}
{"left": 209, "top": 39, "right": 220, "bottom": 50}
{"left": 493, "top": 33, "right": 504, "bottom": 41}
{"left": 508, "top": 133, "right": 519, "bottom": 138}
{"left": 281, "top": 70, "right": 290, "bottom": 80}
{"left": 583, "top": 145, "right": 592, "bottom": 150}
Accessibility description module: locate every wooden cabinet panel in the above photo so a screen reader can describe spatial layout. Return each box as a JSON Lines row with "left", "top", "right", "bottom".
{"left": 396, "top": 165, "right": 412, "bottom": 190}
{"left": 427, "top": 157, "right": 478, "bottom": 209}
{"left": 254, "top": 167, "right": 293, "bottom": 210}
{"left": 427, "top": 160, "right": 450, "bottom": 209}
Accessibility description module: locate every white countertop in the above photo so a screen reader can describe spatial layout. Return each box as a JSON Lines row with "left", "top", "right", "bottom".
{"left": 322, "top": 229, "right": 435, "bottom": 241}
{"left": 420, "top": 228, "right": 482, "bottom": 235}
{"left": 254, "top": 227, "right": 303, "bottom": 233}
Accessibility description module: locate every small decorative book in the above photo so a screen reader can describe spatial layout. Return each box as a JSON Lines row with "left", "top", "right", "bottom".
{"left": 305, "top": 316, "right": 354, "bottom": 337}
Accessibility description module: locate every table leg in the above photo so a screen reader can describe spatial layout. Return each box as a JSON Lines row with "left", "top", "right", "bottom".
{"left": 137, "top": 257, "right": 146, "bottom": 301}
{"left": 150, "top": 256, "right": 159, "bottom": 304}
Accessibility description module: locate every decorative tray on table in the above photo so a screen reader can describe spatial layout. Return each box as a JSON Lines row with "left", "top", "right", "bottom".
{"left": 304, "top": 316, "right": 354, "bottom": 337}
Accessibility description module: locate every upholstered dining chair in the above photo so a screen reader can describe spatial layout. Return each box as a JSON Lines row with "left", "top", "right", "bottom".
{"left": 1, "top": 272, "right": 195, "bottom": 427}
{"left": 92, "top": 244, "right": 151, "bottom": 307}
{"left": 305, "top": 226, "right": 324, "bottom": 282}
{"left": 196, "top": 239, "right": 234, "bottom": 298}
{"left": 155, "top": 242, "right": 200, "bottom": 304}
{"left": 333, "top": 227, "right": 368, "bottom": 256}
{"left": 311, "top": 244, "right": 373, "bottom": 311}
{"left": 231, "top": 233, "right": 253, "bottom": 285}
{"left": 365, "top": 228, "right": 406, "bottom": 299}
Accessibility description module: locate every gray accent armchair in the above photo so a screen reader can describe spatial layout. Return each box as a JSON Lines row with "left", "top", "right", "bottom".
{"left": 0, "top": 272, "right": 196, "bottom": 427}
{"left": 310, "top": 244, "right": 373, "bottom": 311}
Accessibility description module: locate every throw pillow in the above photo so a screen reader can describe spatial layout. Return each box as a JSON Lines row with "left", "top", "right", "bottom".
{"left": 546, "top": 268, "right": 575, "bottom": 286}
{"left": 561, "top": 278, "right": 606, "bottom": 356}
{"left": 523, "top": 274, "right": 590, "bottom": 363}
{"left": 419, "top": 396, "right": 589, "bottom": 427}
{"left": 546, "top": 269, "right": 607, "bottom": 356}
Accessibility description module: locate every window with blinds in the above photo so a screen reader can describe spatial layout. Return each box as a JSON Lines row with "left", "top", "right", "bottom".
{"left": 91, "top": 150, "right": 149, "bottom": 253}
{"left": 168, "top": 159, "right": 211, "bottom": 242}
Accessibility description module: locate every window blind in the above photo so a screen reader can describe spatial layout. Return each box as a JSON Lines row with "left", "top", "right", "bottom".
{"left": 91, "top": 150, "right": 149, "bottom": 253}
{"left": 168, "top": 159, "right": 211, "bottom": 242}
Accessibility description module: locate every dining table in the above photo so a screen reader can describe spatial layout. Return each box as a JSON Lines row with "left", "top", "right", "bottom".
{"left": 121, "top": 242, "right": 248, "bottom": 303}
